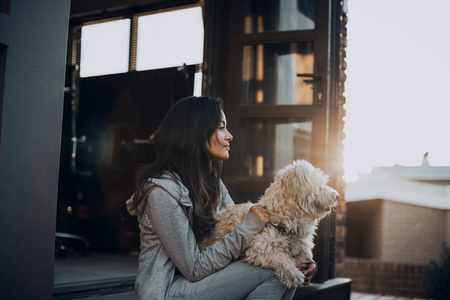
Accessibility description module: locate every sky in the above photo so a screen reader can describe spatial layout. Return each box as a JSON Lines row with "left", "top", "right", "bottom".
{"left": 343, "top": 0, "right": 450, "bottom": 182}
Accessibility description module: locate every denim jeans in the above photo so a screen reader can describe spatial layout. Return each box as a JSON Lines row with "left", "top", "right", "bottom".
{"left": 167, "top": 260, "right": 297, "bottom": 300}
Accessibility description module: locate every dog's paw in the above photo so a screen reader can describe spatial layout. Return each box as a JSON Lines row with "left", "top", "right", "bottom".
{"left": 279, "top": 268, "right": 305, "bottom": 288}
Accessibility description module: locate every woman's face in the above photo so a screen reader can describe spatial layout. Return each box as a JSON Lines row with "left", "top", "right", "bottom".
{"left": 206, "top": 111, "right": 233, "bottom": 160}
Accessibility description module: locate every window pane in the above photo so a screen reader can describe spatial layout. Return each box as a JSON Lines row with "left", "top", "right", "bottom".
{"left": 136, "top": 7, "right": 204, "bottom": 71}
{"left": 244, "top": 0, "right": 315, "bottom": 33}
{"left": 239, "top": 118, "right": 312, "bottom": 179}
{"left": 242, "top": 42, "right": 314, "bottom": 105}
{"left": 80, "top": 19, "right": 130, "bottom": 78}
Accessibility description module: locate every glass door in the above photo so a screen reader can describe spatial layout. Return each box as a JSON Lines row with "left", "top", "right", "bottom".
{"left": 225, "top": 0, "right": 331, "bottom": 198}
{"left": 223, "top": 0, "right": 338, "bottom": 284}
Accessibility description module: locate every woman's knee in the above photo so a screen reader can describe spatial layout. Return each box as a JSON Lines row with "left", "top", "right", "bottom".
{"left": 256, "top": 265, "right": 279, "bottom": 283}
{"left": 245, "top": 266, "right": 290, "bottom": 300}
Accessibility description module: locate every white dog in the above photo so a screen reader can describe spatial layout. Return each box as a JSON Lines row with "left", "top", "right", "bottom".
{"left": 199, "top": 160, "right": 339, "bottom": 287}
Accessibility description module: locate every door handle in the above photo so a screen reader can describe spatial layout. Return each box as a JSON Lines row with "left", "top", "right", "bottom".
{"left": 296, "top": 61, "right": 324, "bottom": 106}
{"left": 296, "top": 73, "right": 322, "bottom": 83}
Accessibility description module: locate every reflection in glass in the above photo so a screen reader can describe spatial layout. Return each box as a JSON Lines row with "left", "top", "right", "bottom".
{"left": 242, "top": 42, "right": 314, "bottom": 105}
{"left": 239, "top": 118, "right": 312, "bottom": 179}
{"left": 244, "top": 0, "right": 315, "bottom": 33}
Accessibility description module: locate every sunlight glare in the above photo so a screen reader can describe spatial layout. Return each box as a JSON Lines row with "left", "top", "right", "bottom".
{"left": 343, "top": 0, "right": 450, "bottom": 182}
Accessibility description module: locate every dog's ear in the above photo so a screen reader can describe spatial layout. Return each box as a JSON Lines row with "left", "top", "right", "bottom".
{"left": 293, "top": 160, "right": 315, "bottom": 195}
{"left": 268, "top": 162, "right": 300, "bottom": 205}
{"left": 274, "top": 160, "right": 314, "bottom": 205}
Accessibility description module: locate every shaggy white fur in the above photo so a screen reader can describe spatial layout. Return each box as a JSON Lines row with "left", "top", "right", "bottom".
{"left": 199, "top": 160, "right": 339, "bottom": 288}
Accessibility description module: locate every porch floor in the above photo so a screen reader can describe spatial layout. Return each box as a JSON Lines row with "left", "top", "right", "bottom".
{"left": 53, "top": 252, "right": 426, "bottom": 300}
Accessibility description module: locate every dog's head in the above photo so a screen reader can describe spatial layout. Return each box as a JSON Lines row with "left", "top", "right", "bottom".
{"left": 263, "top": 160, "right": 339, "bottom": 220}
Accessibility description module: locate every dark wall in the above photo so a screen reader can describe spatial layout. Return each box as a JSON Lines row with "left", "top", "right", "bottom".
{"left": 0, "top": 0, "right": 70, "bottom": 298}
{"left": 70, "top": 0, "right": 198, "bottom": 18}
{"left": 346, "top": 200, "right": 383, "bottom": 258}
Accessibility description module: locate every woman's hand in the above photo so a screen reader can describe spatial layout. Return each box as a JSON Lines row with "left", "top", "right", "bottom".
{"left": 301, "top": 262, "right": 318, "bottom": 285}
{"left": 250, "top": 205, "right": 271, "bottom": 223}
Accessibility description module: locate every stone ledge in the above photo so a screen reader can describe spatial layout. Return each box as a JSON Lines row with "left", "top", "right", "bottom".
{"left": 294, "top": 278, "right": 352, "bottom": 300}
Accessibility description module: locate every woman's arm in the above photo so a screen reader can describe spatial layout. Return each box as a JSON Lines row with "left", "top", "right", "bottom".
{"left": 146, "top": 187, "right": 265, "bottom": 282}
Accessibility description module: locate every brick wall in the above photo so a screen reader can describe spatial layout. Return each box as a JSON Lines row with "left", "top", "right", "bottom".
{"left": 345, "top": 199, "right": 449, "bottom": 297}
{"left": 446, "top": 210, "right": 450, "bottom": 242}
{"left": 342, "top": 257, "right": 427, "bottom": 297}
{"left": 346, "top": 199, "right": 448, "bottom": 264}
{"left": 380, "top": 201, "right": 446, "bottom": 263}
{"left": 334, "top": 4, "right": 348, "bottom": 278}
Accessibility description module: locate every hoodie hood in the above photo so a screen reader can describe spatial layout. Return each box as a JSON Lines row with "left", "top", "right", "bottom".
{"left": 126, "top": 172, "right": 191, "bottom": 217}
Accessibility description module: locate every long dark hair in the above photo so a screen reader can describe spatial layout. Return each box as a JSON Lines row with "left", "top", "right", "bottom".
{"left": 134, "top": 96, "right": 224, "bottom": 239}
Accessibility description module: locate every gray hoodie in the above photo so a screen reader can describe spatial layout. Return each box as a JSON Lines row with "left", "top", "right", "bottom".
{"left": 126, "top": 173, "right": 265, "bottom": 299}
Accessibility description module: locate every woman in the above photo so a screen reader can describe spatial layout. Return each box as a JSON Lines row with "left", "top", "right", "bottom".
{"left": 126, "top": 96, "right": 317, "bottom": 299}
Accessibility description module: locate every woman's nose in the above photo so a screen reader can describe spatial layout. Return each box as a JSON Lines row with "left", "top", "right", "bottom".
{"left": 227, "top": 130, "right": 233, "bottom": 141}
